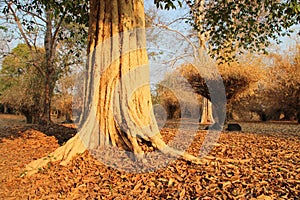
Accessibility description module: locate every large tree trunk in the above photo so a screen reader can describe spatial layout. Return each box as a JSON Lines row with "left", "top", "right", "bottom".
{"left": 77, "top": 0, "right": 160, "bottom": 157}
{"left": 26, "top": 0, "right": 205, "bottom": 175}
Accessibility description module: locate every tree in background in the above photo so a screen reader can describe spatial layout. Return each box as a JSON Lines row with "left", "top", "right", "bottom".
{"left": 188, "top": 0, "right": 214, "bottom": 124}
{"left": 150, "top": 0, "right": 299, "bottom": 124}
{"left": 52, "top": 22, "right": 87, "bottom": 123}
{"left": 258, "top": 47, "right": 300, "bottom": 121}
{"left": 0, "top": 44, "right": 44, "bottom": 123}
{"left": 266, "top": 48, "right": 300, "bottom": 121}
{"left": 229, "top": 46, "right": 300, "bottom": 122}
{"left": 156, "top": 71, "right": 202, "bottom": 120}
{"left": 0, "top": 26, "right": 12, "bottom": 61}
{"left": 2, "top": 0, "right": 88, "bottom": 124}
{"left": 52, "top": 75, "right": 75, "bottom": 123}
{"left": 186, "top": 0, "right": 299, "bottom": 124}
{"left": 179, "top": 59, "right": 264, "bottom": 123}
{"left": 188, "top": 0, "right": 300, "bottom": 62}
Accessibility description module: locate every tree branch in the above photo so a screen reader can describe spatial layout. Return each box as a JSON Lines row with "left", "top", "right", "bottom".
{"left": 4, "top": 1, "right": 45, "bottom": 77}
{"left": 5, "top": 0, "right": 32, "bottom": 49}
{"left": 18, "top": 6, "right": 47, "bottom": 23}
{"left": 51, "top": 12, "right": 66, "bottom": 52}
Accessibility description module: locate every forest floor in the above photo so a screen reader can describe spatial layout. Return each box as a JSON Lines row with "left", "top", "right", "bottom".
{"left": 0, "top": 114, "right": 299, "bottom": 199}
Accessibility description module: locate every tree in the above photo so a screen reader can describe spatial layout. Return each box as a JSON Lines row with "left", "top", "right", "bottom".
{"left": 52, "top": 76, "right": 75, "bottom": 123}
{"left": 264, "top": 48, "right": 300, "bottom": 121}
{"left": 2, "top": 0, "right": 89, "bottom": 124}
{"left": 188, "top": 0, "right": 300, "bottom": 62}
{"left": 52, "top": 68, "right": 84, "bottom": 123}
{"left": 0, "top": 26, "right": 12, "bottom": 61}
{"left": 52, "top": 22, "right": 87, "bottom": 123}
{"left": 228, "top": 48, "right": 300, "bottom": 122}
{"left": 26, "top": 0, "right": 300, "bottom": 174}
{"left": 26, "top": 0, "right": 204, "bottom": 175}
{"left": 198, "top": 0, "right": 298, "bottom": 120}
{"left": 0, "top": 44, "right": 44, "bottom": 123}
{"left": 186, "top": 0, "right": 299, "bottom": 124}
{"left": 188, "top": 0, "right": 214, "bottom": 124}
{"left": 180, "top": 60, "right": 264, "bottom": 123}
{"left": 156, "top": 71, "right": 202, "bottom": 119}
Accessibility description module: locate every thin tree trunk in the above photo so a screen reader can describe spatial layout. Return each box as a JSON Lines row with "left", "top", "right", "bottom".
{"left": 192, "top": 0, "right": 214, "bottom": 124}
{"left": 65, "top": 110, "right": 73, "bottom": 123}
{"left": 40, "top": 10, "right": 56, "bottom": 124}
{"left": 200, "top": 98, "right": 214, "bottom": 123}
{"left": 22, "top": 110, "right": 33, "bottom": 124}
{"left": 41, "top": 73, "right": 52, "bottom": 123}
{"left": 3, "top": 105, "right": 8, "bottom": 114}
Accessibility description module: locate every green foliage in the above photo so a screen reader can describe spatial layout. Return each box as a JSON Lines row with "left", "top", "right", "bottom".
{"left": 0, "top": 25, "right": 7, "bottom": 31}
{"left": 0, "top": 44, "right": 45, "bottom": 122}
{"left": 2, "top": 0, "right": 89, "bottom": 42}
{"left": 188, "top": 0, "right": 299, "bottom": 62}
{"left": 0, "top": 44, "right": 33, "bottom": 93}
{"left": 2, "top": 0, "right": 89, "bottom": 122}
{"left": 3, "top": 0, "right": 297, "bottom": 64}
{"left": 154, "top": 0, "right": 183, "bottom": 10}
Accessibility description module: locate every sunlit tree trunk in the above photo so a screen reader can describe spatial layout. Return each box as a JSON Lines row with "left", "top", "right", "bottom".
{"left": 78, "top": 0, "right": 161, "bottom": 156}
{"left": 200, "top": 98, "right": 214, "bottom": 123}
{"left": 26, "top": 0, "right": 204, "bottom": 175}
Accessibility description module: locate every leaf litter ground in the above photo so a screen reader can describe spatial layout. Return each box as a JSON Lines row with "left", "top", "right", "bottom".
{"left": 0, "top": 116, "right": 299, "bottom": 199}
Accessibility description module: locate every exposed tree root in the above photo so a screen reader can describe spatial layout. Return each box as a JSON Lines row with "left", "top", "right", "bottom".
{"left": 25, "top": 133, "right": 209, "bottom": 175}
{"left": 25, "top": 134, "right": 86, "bottom": 176}
{"left": 25, "top": 133, "right": 250, "bottom": 176}
{"left": 150, "top": 136, "right": 209, "bottom": 165}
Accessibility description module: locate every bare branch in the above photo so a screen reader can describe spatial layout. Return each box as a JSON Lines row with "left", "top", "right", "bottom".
{"left": 5, "top": 0, "right": 32, "bottom": 49}
{"left": 4, "top": 1, "right": 45, "bottom": 77}
{"left": 153, "top": 23, "right": 199, "bottom": 61}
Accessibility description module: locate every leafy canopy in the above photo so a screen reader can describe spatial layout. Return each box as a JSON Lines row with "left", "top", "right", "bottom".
{"left": 188, "top": 0, "right": 300, "bottom": 62}
{"left": 155, "top": 0, "right": 299, "bottom": 61}
{"left": 2, "top": 0, "right": 89, "bottom": 40}
{"left": 2, "top": 0, "right": 299, "bottom": 62}
{"left": 0, "top": 43, "right": 44, "bottom": 93}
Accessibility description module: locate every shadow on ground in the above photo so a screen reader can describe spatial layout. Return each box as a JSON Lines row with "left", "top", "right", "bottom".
{"left": 0, "top": 124, "right": 77, "bottom": 145}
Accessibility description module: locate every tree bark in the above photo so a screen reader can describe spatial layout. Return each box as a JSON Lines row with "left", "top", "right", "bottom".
{"left": 200, "top": 98, "right": 214, "bottom": 123}
{"left": 40, "top": 9, "right": 57, "bottom": 124}
{"left": 3, "top": 105, "right": 8, "bottom": 114}
{"left": 26, "top": 0, "right": 206, "bottom": 175}
{"left": 192, "top": 0, "right": 214, "bottom": 124}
